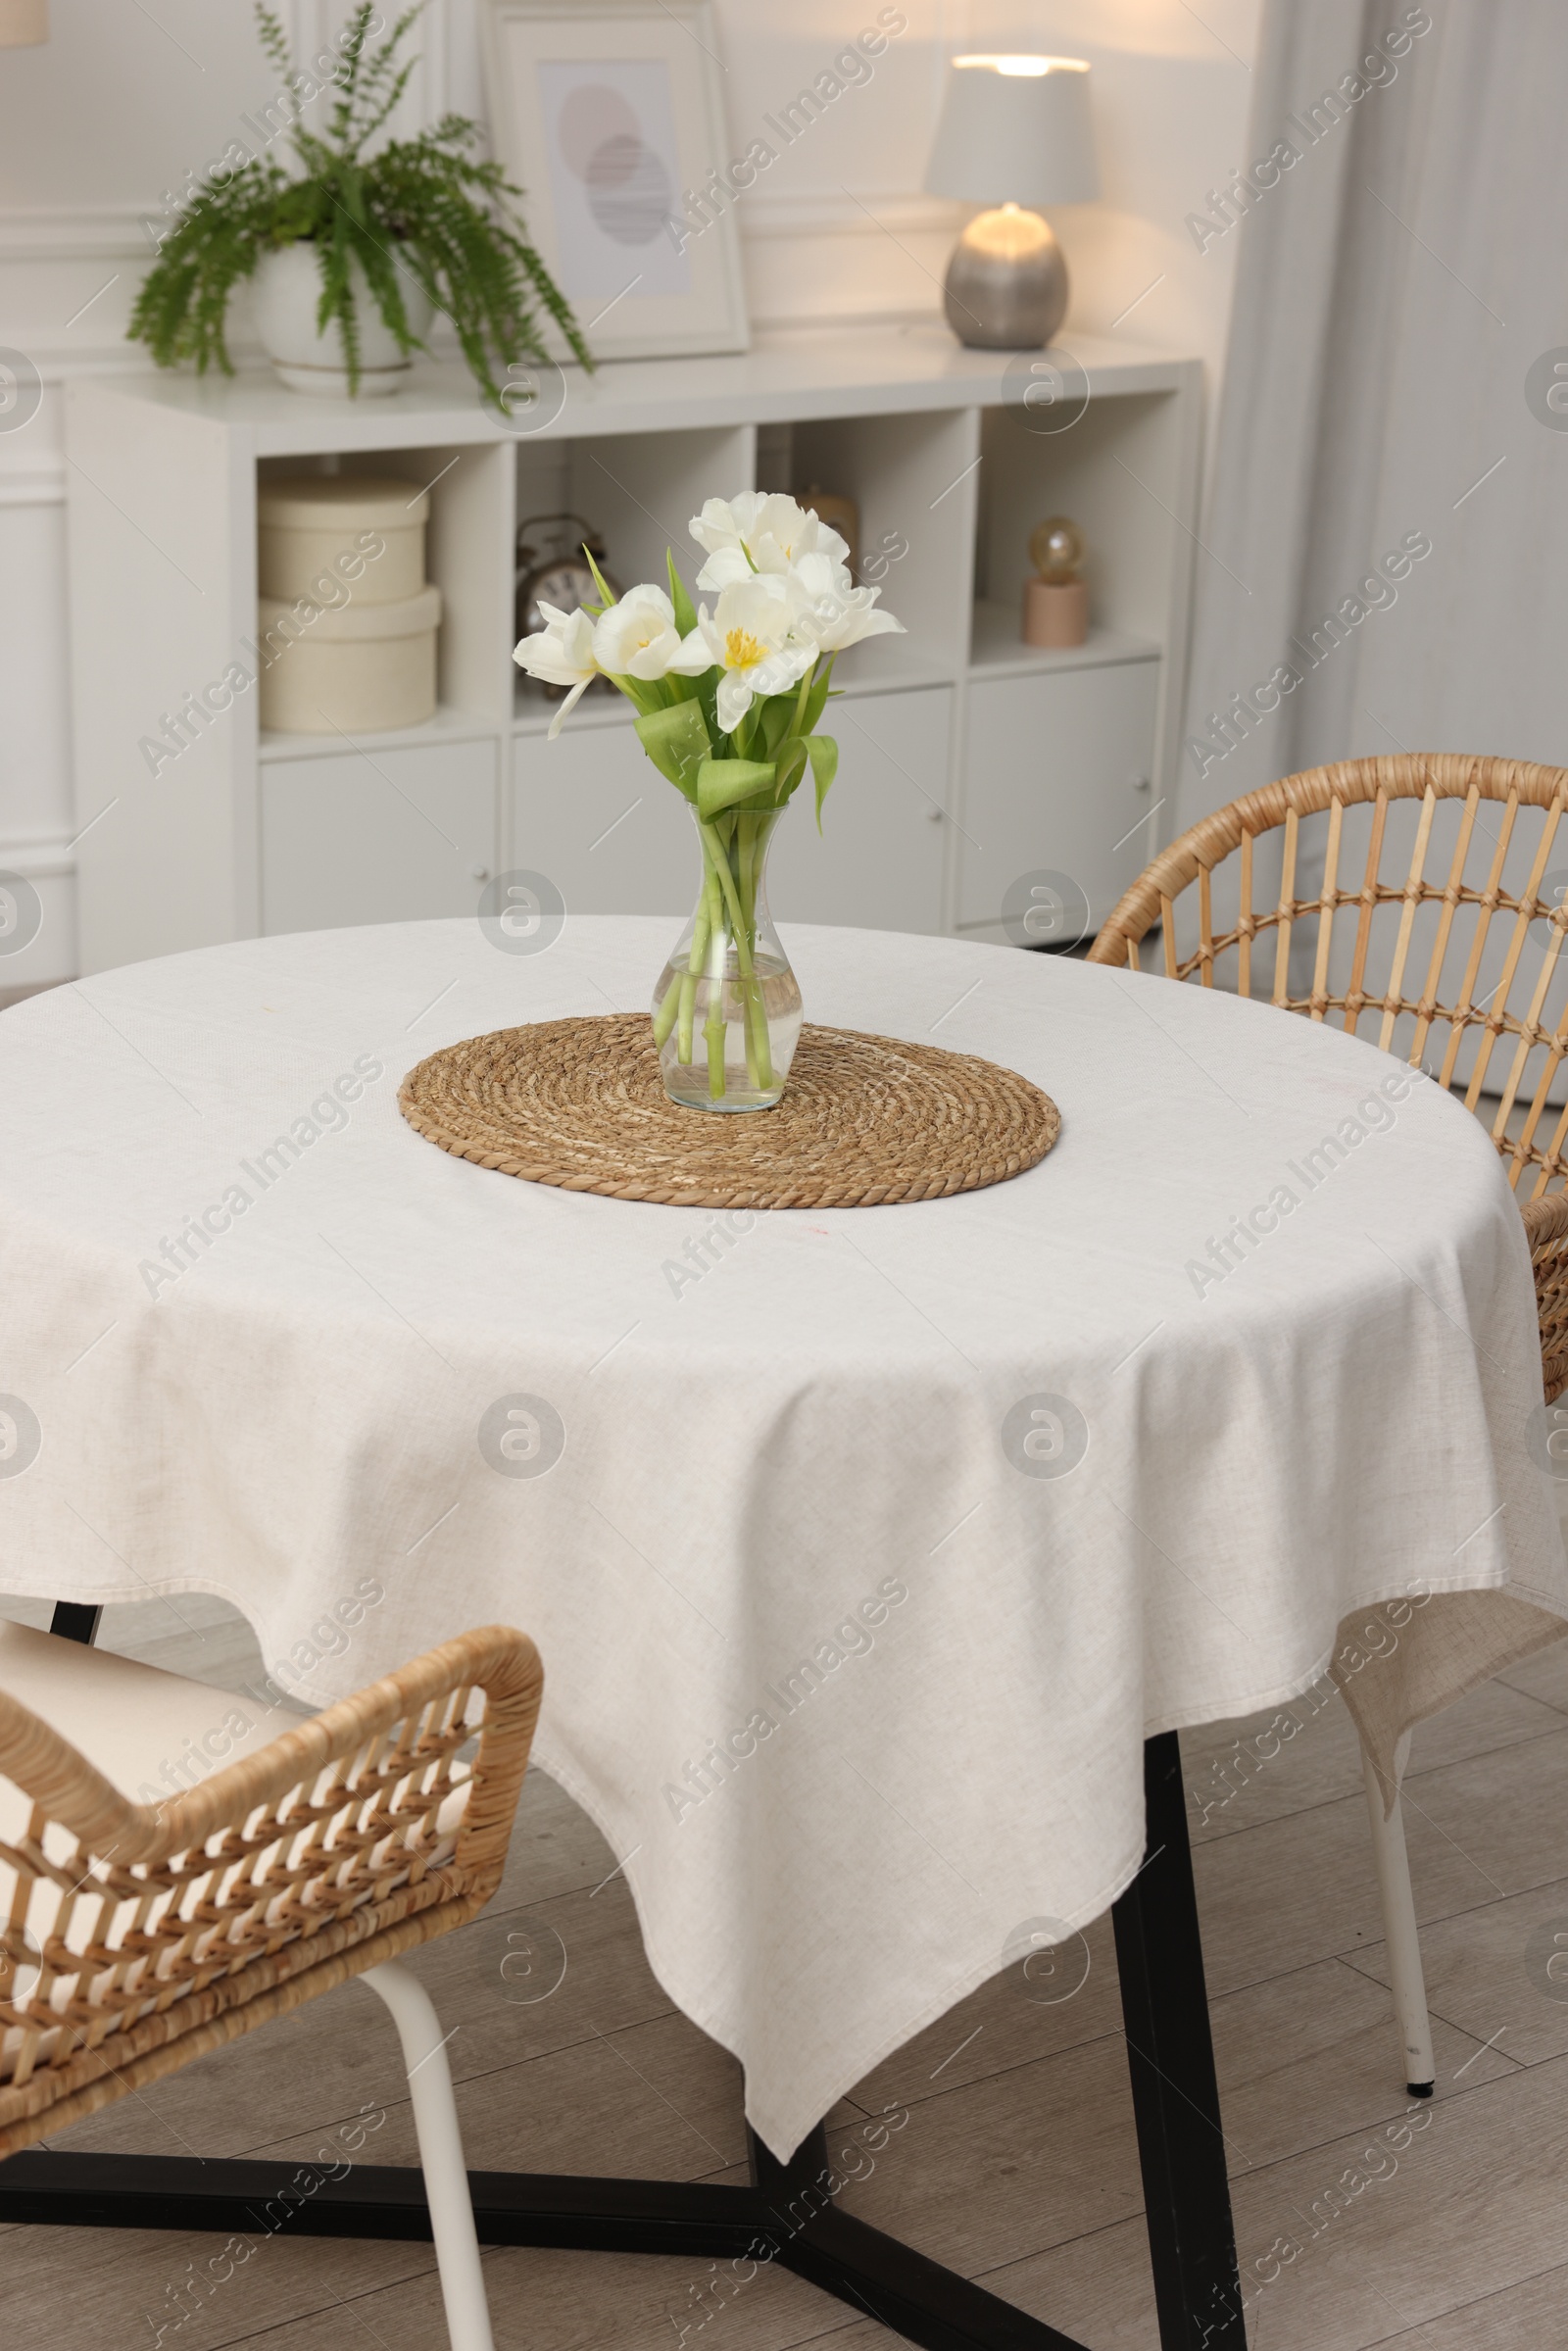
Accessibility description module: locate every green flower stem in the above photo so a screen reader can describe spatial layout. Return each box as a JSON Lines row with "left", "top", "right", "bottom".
{"left": 703, "top": 866, "right": 726, "bottom": 1090}
{"left": 719, "top": 817, "right": 761, "bottom": 1091}
{"left": 737, "top": 815, "right": 757, "bottom": 924}
{"left": 742, "top": 984, "right": 762, "bottom": 1096}
{"left": 704, "top": 980, "right": 726, "bottom": 1098}
{"left": 732, "top": 817, "right": 760, "bottom": 1091}
{"left": 735, "top": 814, "right": 770, "bottom": 1088}
{"left": 702, "top": 815, "right": 774, "bottom": 1093}
{"left": 653, "top": 968, "right": 683, "bottom": 1051}
{"left": 698, "top": 843, "right": 728, "bottom": 1099}
{"left": 668, "top": 888, "right": 713, "bottom": 1062}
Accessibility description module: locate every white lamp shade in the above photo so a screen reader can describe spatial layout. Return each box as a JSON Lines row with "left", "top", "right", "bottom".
{"left": 0, "top": 0, "right": 48, "bottom": 43}
{"left": 924, "top": 56, "right": 1098, "bottom": 209}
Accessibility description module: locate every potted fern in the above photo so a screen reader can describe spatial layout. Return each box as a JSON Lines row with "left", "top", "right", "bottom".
{"left": 129, "top": 3, "right": 589, "bottom": 402}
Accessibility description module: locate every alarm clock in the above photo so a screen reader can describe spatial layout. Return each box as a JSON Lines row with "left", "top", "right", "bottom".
{"left": 515, "top": 513, "right": 619, "bottom": 699}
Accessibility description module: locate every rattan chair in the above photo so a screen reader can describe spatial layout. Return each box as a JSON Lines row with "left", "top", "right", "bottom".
{"left": 0, "top": 1617, "right": 543, "bottom": 2351}
{"left": 1089, "top": 750, "right": 1568, "bottom": 2096}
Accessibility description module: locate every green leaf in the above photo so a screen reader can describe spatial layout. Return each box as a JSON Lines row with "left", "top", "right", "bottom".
{"left": 665, "top": 550, "right": 697, "bottom": 637}
{"left": 758, "top": 694, "right": 798, "bottom": 757}
{"left": 808, "top": 734, "right": 839, "bottom": 832}
{"left": 693, "top": 669, "right": 723, "bottom": 746}
{"left": 697, "top": 757, "right": 777, "bottom": 820}
{"left": 581, "top": 543, "right": 618, "bottom": 612}
{"left": 771, "top": 736, "right": 809, "bottom": 806}
{"left": 790, "top": 660, "right": 817, "bottom": 738}
{"left": 801, "top": 655, "right": 837, "bottom": 737}
{"left": 636, "top": 700, "right": 711, "bottom": 799}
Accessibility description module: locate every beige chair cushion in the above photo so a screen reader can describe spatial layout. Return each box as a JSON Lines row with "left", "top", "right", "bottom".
{"left": 0, "top": 1623, "right": 468, "bottom": 2042}
{"left": 0, "top": 1619, "right": 300, "bottom": 1809}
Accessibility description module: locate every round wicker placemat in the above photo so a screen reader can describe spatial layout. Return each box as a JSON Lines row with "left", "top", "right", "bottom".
{"left": 399, "top": 1014, "right": 1059, "bottom": 1209}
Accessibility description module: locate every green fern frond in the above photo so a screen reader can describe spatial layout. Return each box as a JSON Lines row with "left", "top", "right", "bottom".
{"left": 127, "top": 0, "right": 591, "bottom": 399}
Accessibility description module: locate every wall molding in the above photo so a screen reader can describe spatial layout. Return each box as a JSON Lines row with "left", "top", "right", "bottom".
{"left": 0, "top": 204, "right": 152, "bottom": 261}
{"left": 0, "top": 832, "right": 75, "bottom": 882}
{"left": 0, "top": 351, "right": 158, "bottom": 399}
{"left": 749, "top": 300, "right": 940, "bottom": 335}
{"left": 0, "top": 186, "right": 960, "bottom": 264}
{"left": 0, "top": 463, "right": 66, "bottom": 507}
{"left": 3, "top": 342, "right": 220, "bottom": 379}
{"left": 740, "top": 191, "right": 961, "bottom": 243}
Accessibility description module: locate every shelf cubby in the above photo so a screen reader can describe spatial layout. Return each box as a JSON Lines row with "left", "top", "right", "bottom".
{"left": 968, "top": 604, "right": 1161, "bottom": 679}
{"left": 260, "top": 702, "right": 498, "bottom": 763}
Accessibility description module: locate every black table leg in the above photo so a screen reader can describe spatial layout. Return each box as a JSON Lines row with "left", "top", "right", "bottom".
{"left": 1112, "top": 1730, "right": 1245, "bottom": 2350}
{"left": 48, "top": 1602, "right": 102, "bottom": 1645}
{"left": 747, "top": 2121, "right": 1087, "bottom": 2349}
{"left": 0, "top": 1713, "right": 1243, "bottom": 2351}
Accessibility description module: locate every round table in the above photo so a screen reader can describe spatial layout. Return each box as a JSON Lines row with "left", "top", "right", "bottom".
{"left": 0, "top": 916, "right": 1561, "bottom": 2165}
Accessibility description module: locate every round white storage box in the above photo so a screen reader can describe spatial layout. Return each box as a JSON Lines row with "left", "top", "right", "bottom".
{"left": 258, "top": 584, "right": 442, "bottom": 734}
{"left": 258, "top": 475, "right": 429, "bottom": 606}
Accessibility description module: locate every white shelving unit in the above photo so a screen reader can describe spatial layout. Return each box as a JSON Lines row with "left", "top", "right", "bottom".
{"left": 65, "top": 326, "right": 1201, "bottom": 974}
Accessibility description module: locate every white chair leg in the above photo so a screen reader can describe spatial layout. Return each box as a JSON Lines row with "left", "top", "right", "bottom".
{"left": 1360, "top": 1731, "right": 1435, "bottom": 2098}
{"left": 363, "top": 1959, "right": 495, "bottom": 2351}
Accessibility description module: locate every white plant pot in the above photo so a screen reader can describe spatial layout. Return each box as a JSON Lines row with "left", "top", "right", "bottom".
{"left": 252, "top": 243, "right": 434, "bottom": 398}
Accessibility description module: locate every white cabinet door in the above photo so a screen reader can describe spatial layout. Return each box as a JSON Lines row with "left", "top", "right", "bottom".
{"left": 511, "top": 712, "right": 694, "bottom": 920}
{"left": 956, "top": 662, "right": 1159, "bottom": 936}
{"left": 260, "top": 737, "right": 498, "bottom": 935}
{"left": 769, "top": 686, "right": 951, "bottom": 935}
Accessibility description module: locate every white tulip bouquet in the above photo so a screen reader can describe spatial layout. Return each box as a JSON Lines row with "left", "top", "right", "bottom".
{"left": 514, "top": 493, "right": 905, "bottom": 1110}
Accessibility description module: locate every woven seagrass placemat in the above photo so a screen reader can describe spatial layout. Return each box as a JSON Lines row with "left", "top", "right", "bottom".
{"left": 399, "top": 1013, "right": 1059, "bottom": 1209}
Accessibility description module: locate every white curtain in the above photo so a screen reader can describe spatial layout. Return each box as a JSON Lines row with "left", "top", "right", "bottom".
{"left": 1178, "top": 0, "right": 1568, "bottom": 833}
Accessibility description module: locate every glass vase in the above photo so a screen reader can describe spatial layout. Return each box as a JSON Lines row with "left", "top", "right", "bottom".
{"left": 651, "top": 808, "right": 803, "bottom": 1111}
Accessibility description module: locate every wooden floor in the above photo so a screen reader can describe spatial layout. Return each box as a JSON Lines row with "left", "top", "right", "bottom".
{"left": 3, "top": 1589, "right": 1567, "bottom": 2349}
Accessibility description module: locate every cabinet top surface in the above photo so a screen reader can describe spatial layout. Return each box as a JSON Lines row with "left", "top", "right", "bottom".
{"left": 74, "top": 323, "right": 1200, "bottom": 454}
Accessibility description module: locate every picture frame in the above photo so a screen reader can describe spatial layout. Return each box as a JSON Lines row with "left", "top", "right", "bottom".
{"left": 480, "top": 0, "right": 751, "bottom": 363}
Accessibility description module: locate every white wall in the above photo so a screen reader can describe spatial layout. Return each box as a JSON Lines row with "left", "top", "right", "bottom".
{"left": 0, "top": 0, "right": 1257, "bottom": 983}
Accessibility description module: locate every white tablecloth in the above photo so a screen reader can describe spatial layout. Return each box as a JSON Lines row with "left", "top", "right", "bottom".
{"left": 1, "top": 918, "right": 1563, "bottom": 2157}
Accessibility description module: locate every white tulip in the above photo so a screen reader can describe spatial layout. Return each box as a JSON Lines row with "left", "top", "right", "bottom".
{"left": 787, "top": 552, "right": 906, "bottom": 656}
{"left": 513, "top": 602, "right": 598, "bottom": 737}
{"left": 688, "top": 492, "right": 766, "bottom": 584}
{"left": 694, "top": 574, "right": 816, "bottom": 732}
{"left": 593, "top": 584, "right": 710, "bottom": 683}
{"left": 689, "top": 492, "right": 852, "bottom": 593}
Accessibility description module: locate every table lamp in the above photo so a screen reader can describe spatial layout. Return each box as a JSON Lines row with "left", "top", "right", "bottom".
{"left": 0, "top": 0, "right": 48, "bottom": 44}
{"left": 923, "top": 55, "right": 1098, "bottom": 351}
